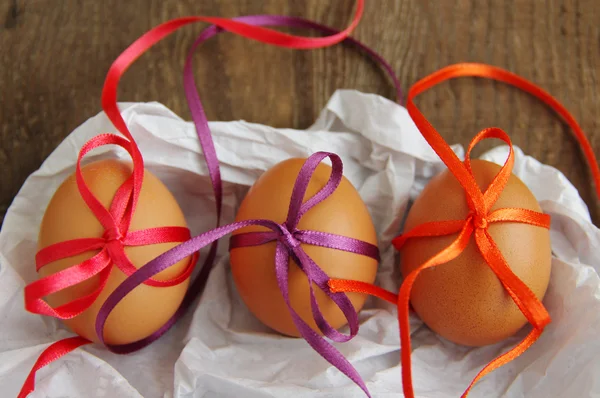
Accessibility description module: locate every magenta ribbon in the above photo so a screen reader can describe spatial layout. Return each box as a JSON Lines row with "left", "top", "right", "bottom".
{"left": 96, "top": 15, "right": 402, "bottom": 397}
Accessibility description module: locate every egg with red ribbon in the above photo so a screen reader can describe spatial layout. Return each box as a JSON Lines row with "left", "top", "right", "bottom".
{"left": 229, "top": 157, "right": 379, "bottom": 337}
{"left": 35, "top": 159, "right": 194, "bottom": 345}
{"left": 398, "top": 159, "right": 552, "bottom": 347}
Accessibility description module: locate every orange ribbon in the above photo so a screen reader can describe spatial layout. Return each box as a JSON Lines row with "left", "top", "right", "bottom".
{"left": 329, "top": 63, "right": 600, "bottom": 397}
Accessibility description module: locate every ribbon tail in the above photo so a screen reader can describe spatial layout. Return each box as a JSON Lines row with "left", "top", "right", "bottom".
{"left": 274, "top": 244, "right": 371, "bottom": 397}
{"left": 293, "top": 249, "right": 359, "bottom": 343}
{"left": 398, "top": 224, "right": 473, "bottom": 398}
{"left": 475, "top": 229, "right": 551, "bottom": 328}
{"left": 456, "top": 230, "right": 551, "bottom": 396}
{"left": 461, "top": 327, "right": 543, "bottom": 398}
{"left": 18, "top": 336, "right": 92, "bottom": 398}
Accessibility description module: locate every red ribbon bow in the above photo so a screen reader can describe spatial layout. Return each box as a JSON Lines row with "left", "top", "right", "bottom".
{"left": 24, "top": 133, "right": 197, "bottom": 321}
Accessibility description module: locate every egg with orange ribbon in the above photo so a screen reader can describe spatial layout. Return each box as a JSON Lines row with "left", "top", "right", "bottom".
{"left": 397, "top": 158, "right": 551, "bottom": 347}
{"left": 229, "top": 157, "right": 379, "bottom": 337}
{"left": 34, "top": 159, "right": 194, "bottom": 345}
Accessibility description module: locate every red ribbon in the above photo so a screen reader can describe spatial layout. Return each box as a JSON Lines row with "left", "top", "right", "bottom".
{"left": 25, "top": 135, "right": 197, "bottom": 321}
{"left": 330, "top": 62, "right": 600, "bottom": 397}
{"left": 19, "top": 3, "right": 364, "bottom": 397}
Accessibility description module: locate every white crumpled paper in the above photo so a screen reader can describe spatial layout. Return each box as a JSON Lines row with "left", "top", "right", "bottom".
{"left": 1, "top": 90, "right": 599, "bottom": 398}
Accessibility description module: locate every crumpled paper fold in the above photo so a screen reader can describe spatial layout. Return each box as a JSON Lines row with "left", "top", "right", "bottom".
{"left": 1, "top": 90, "right": 598, "bottom": 398}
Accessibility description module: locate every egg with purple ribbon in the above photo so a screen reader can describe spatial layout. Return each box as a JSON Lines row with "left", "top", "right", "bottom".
{"left": 229, "top": 156, "right": 379, "bottom": 337}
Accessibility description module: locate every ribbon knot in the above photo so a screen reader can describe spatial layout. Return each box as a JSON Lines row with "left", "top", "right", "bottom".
{"left": 472, "top": 214, "right": 488, "bottom": 229}
{"left": 103, "top": 227, "right": 123, "bottom": 242}
{"left": 277, "top": 224, "right": 300, "bottom": 248}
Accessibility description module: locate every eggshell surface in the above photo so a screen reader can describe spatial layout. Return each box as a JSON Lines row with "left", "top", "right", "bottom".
{"left": 230, "top": 158, "right": 378, "bottom": 337}
{"left": 400, "top": 159, "right": 552, "bottom": 347}
{"left": 38, "top": 159, "right": 192, "bottom": 345}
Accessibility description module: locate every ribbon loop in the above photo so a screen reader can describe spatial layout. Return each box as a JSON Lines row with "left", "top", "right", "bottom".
{"left": 286, "top": 152, "right": 344, "bottom": 228}
{"left": 468, "top": 128, "right": 516, "bottom": 213}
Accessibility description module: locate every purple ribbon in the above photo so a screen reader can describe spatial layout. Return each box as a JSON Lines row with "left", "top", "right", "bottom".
{"left": 96, "top": 15, "right": 403, "bottom": 397}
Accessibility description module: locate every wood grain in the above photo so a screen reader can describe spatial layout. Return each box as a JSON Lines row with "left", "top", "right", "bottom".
{"left": 1, "top": 0, "right": 598, "bottom": 226}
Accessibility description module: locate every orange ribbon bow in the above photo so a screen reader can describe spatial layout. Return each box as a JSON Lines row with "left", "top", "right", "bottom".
{"left": 330, "top": 62, "right": 600, "bottom": 397}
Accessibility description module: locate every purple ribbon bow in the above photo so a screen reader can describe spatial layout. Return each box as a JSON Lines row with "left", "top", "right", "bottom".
{"left": 95, "top": 14, "right": 402, "bottom": 398}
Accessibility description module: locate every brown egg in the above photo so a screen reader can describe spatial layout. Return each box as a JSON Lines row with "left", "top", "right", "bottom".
{"left": 38, "top": 159, "right": 192, "bottom": 345}
{"left": 230, "top": 158, "right": 378, "bottom": 337}
{"left": 400, "top": 159, "right": 551, "bottom": 347}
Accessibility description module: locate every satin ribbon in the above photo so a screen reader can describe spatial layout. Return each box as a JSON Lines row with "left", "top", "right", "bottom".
{"left": 330, "top": 62, "right": 600, "bottom": 397}
{"left": 21, "top": 4, "right": 598, "bottom": 397}
{"left": 25, "top": 132, "right": 198, "bottom": 320}
{"left": 18, "top": 2, "right": 397, "bottom": 396}
{"left": 96, "top": 151, "right": 380, "bottom": 397}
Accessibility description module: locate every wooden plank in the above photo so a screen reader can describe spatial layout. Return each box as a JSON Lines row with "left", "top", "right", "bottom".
{"left": 1, "top": 0, "right": 598, "bottom": 224}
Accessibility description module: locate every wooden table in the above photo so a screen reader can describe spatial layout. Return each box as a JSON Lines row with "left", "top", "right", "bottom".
{"left": 1, "top": 0, "right": 598, "bottom": 225}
